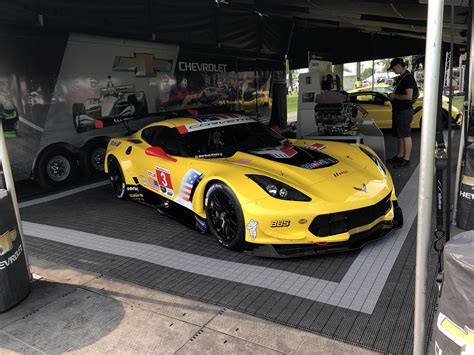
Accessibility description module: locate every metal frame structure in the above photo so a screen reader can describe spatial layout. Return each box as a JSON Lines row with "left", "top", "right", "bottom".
{"left": 414, "top": 0, "right": 445, "bottom": 353}
{"left": 416, "top": 1, "right": 472, "bottom": 353}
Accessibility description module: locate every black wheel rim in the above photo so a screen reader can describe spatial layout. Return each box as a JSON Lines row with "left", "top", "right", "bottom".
{"left": 108, "top": 160, "right": 124, "bottom": 197}
{"left": 208, "top": 190, "right": 238, "bottom": 242}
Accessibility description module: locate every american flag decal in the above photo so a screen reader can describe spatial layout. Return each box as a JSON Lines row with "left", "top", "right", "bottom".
{"left": 174, "top": 169, "right": 202, "bottom": 209}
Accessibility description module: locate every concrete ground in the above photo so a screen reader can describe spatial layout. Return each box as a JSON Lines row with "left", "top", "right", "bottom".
{"left": 0, "top": 256, "right": 377, "bottom": 354}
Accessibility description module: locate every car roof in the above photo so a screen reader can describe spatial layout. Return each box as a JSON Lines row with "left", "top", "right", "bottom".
{"left": 143, "top": 114, "right": 257, "bottom": 130}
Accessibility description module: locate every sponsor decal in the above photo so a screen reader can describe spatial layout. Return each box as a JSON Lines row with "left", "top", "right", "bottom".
{"left": 194, "top": 114, "right": 240, "bottom": 122}
{"left": 113, "top": 116, "right": 134, "bottom": 124}
{"left": 270, "top": 220, "right": 291, "bottom": 228}
{"left": 126, "top": 186, "right": 140, "bottom": 192}
{"left": 147, "top": 170, "right": 157, "bottom": 179}
{"left": 333, "top": 170, "right": 349, "bottom": 177}
{"left": 140, "top": 176, "right": 148, "bottom": 186}
{"left": 301, "top": 158, "right": 338, "bottom": 169}
{"left": 307, "top": 142, "right": 327, "bottom": 151}
{"left": 195, "top": 152, "right": 224, "bottom": 159}
{"left": 177, "top": 117, "right": 256, "bottom": 134}
{"left": 251, "top": 145, "right": 297, "bottom": 159}
{"left": 460, "top": 191, "right": 474, "bottom": 200}
{"left": 126, "top": 186, "right": 143, "bottom": 200}
{"left": 246, "top": 219, "right": 259, "bottom": 240}
{"left": 110, "top": 140, "right": 121, "bottom": 147}
{"left": 437, "top": 312, "right": 473, "bottom": 354}
{"left": 174, "top": 169, "right": 203, "bottom": 209}
{"left": 149, "top": 178, "right": 160, "bottom": 191}
{"left": 113, "top": 53, "right": 173, "bottom": 77}
{"left": 0, "top": 244, "right": 23, "bottom": 270}
{"left": 0, "top": 229, "right": 17, "bottom": 256}
{"left": 178, "top": 62, "right": 227, "bottom": 73}
{"left": 353, "top": 183, "right": 368, "bottom": 193}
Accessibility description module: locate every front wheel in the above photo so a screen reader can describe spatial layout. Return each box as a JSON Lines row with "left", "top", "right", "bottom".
{"left": 205, "top": 183, "right": 246, "bottom": 250}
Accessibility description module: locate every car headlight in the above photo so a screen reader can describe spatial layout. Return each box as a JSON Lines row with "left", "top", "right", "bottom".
{"left": 247, "top": 175, "right": 311, "bottom": 201}
{"left": 359, "top": 146, "right": 386, "bottom": 176}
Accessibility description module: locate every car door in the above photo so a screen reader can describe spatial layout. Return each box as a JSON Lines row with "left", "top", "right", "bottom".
{"left": 351, "top": 92, "right": 392, "bottom": 128}
{"left": 137, "top": 125, "right": 190, "bottom": 204}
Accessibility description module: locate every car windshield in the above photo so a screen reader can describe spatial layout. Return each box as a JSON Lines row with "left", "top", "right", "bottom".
{"left": 181, "top": 121, "right": 286, "bottom": 158}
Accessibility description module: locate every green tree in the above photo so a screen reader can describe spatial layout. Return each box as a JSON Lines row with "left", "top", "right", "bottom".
{"left": 361, "top": 68, "right": 373, "bottom": 80}
{"left": 377, "top": 58, "right": 392, "bottom": 72}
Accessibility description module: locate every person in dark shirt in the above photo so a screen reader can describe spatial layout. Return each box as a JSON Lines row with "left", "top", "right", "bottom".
{"left": 387, "top": 58, "right": 419, "bottom": 168}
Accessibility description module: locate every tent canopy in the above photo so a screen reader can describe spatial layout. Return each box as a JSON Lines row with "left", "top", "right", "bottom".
{"left": 0, "top": 0, "right": 471, "bottom": 67}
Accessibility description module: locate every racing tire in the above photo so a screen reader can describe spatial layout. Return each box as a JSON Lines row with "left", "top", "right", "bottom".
{"left": 36, "top": 147, "right": 79, "bottom": 188}
{"left": 205, "top": 182, "right": 246, "bottom": 250}
{"left": 72, "top": 103, "right": 86, "bottom": 133}
{"left": 107, "top": 156, "right": 127, "bottom": 200}
{"left": 80, "top": 140, "right": 108, "bottom": 177}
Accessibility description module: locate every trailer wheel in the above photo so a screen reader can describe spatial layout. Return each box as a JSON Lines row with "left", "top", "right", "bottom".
{"left": 36, "top": 147, "right": 79, "bottom": 188}
{"left": 80, "top": 140, "right": 108, "bottom": 177}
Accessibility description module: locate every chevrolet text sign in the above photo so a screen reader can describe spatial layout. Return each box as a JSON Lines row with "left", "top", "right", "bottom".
{"left": 178, "top": 62, "right": 227, "bottom": 72}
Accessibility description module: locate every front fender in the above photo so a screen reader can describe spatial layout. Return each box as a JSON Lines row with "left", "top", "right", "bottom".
{"left": 192, "top": 173, "right": 267, "bottom": 216}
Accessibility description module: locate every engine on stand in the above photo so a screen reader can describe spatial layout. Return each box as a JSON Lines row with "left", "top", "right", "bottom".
{"left": 295, "top": 65, "right": 385, "bottom": 161}
{"left": 313, "top": 91, "right": 358, "bottom": 136}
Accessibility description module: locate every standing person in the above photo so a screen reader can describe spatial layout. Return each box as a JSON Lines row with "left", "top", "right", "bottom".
{"left": 386, "top": 58, "right": 419, "bottom": 169}
{"left": 354, "top": 77, "right": 362, "bottom": 89}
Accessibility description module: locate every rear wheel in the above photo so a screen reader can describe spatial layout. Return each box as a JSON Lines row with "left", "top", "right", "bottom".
{"left": 205, "top": 183, "right": 246, "bottom": 250}
{"left": 107, "top": 156, "right": 126, "bottom": 200}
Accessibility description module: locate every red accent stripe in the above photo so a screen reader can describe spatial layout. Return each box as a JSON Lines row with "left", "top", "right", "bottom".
{"left": 177, "top": 125, "right": 188, "bottom": 134}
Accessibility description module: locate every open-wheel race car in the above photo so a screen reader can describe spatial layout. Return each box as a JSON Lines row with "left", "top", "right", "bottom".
{"left": 105, "top": 113, "right": 403, "bottom": 257}
{"left": 73, "top": 84, "right": 148, "bottom": 132}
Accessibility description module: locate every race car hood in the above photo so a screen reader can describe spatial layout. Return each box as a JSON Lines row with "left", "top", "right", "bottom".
{"left": 224, "top": 143, "right": 387, "bottom": 199}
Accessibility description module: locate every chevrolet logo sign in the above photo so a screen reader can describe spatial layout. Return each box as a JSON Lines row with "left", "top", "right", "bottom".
{"left": 437, "top": 312, "right": 473, "bottom": 354}
{"left": 0, "top": 229, "right": 17, "bottom": 256}
{"left": 353, "top": 183, "right": 367, "bottom": 193}
{"left": 113, "top": 53, "right": 173, "bottom": 77}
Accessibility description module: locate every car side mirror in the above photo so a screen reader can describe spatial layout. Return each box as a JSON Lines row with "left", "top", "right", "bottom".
{"left": 145, "top": 146, "right": 177, "bottom": 162}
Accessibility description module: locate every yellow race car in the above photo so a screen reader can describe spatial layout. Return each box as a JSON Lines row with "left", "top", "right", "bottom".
{"left": 349, "top": 91, "right": 462, "bottom": 129}
{"left": 105, "top": 114, "right": 402, "bottom": 257}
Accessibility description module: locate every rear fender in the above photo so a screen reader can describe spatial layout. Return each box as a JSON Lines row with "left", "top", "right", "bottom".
{"left": 105, "top": 139, "right": 140, "bottom": 186}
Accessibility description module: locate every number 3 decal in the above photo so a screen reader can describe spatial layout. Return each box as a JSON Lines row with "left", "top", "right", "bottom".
{"left": 156, "top": 167, "right": 173, "bottom": 189}
{"left": 160, "top": 172, "right": 168, "bottom": 187}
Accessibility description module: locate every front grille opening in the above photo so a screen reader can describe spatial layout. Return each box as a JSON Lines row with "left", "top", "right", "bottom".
{"left": 309, "top": 192, "right": 392, "bottom": 237}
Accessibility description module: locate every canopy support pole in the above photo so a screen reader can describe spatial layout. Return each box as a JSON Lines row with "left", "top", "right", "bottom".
{"left": 414, "top": 0, "right": 444, "bottom": 354}
{"left": 0, "top": 120, "right": 31, "bottom": 277}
